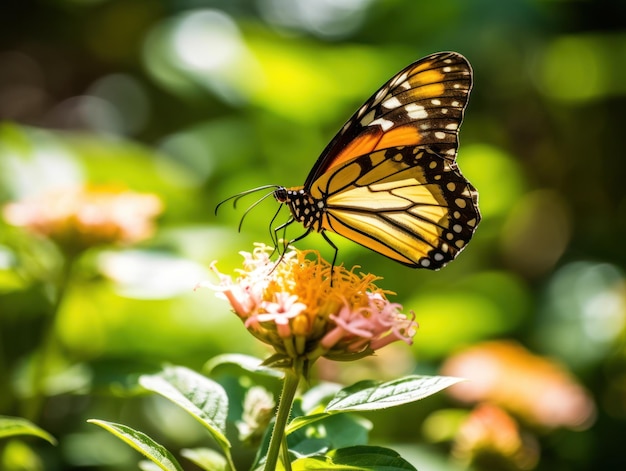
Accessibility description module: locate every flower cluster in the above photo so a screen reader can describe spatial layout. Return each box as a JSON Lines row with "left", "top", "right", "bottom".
{"left": 3, "top": 185, "right": 162, "bottom": 255}
{"left": 442, "top": 340, "right": 596, "bottom": 430}
{"left": 452, "top": 403, "right": 538, "bottom": 470}
{"left": 203, "top": 244, "right": 417, "bottom": 367}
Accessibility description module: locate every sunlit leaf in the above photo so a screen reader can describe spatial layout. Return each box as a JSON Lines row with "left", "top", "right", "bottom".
{"left": 181, "top": 447, "right": 228, "bottom": 471}
{"left": 0, "top": 416, "right": 57, "bottom": 445}
{"left": 87, "top": 419, "right": 183, "bottom": 471}
{"left": 288, "top": 413, "right": 371, "bottom": 457}
{"left": 327, "top": 375, "right": 462, "bottom": 411}
{"left": 204, "top": 353, "right": 282, "bottom": 378}
{"left": 292, "top": 445, "right": 416, "bottom": 470}
{"left": 139, "top": 366, "right": 230, "bottom": 450}
{"left": 288, "top": 375, "right": 461, "bottom": 433}
{"left": 140, "top": 460, "right": 167, "bottom": 471}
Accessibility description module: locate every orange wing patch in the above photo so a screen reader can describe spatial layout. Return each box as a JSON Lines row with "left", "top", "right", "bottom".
{"left": 324, "top": 129, "right": 383, "bottom": 173}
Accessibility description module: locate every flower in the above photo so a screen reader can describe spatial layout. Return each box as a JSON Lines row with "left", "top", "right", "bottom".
{"left": 3, "top": 185, "right": 162, "bottom": 255}
{"left": 442, "top": 340, "right": 596, "bottom": 430}
{"left": 452, "top": 403, "right": 539, "bottom": 470}
{"left": 203, "top": 244, "right": 417, "bottom": 368}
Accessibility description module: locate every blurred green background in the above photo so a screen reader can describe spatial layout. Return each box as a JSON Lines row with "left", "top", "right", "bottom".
{"left": 1, "top": 0, "right": 625, "bottom": 470}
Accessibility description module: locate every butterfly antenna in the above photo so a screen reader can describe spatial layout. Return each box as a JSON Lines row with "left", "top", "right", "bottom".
{"left": 237, "top": 190, "right": 277, "bottom": 232}
{"left": 215, "top": 185, "right": 280, "bottom": 215}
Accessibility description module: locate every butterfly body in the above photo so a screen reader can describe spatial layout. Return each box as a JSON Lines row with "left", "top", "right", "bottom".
{"left": 224, "top": 52, "right": 481, "bottom": 270}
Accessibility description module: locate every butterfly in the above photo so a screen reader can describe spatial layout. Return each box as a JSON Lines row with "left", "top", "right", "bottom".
{"left": 219, "top": 51, "right": 480, "bottom": 270}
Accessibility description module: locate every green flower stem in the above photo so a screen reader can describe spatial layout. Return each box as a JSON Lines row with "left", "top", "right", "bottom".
{"left": 24, "top": 255, "right": 76, "bottom": 421}
{"left": 264, "top": 365, "right": 301, "bottom": 471}
{"left": 281, "top": 435, "right": 292, "bottom": 471}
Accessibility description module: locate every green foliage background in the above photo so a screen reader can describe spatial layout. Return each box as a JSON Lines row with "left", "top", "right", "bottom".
{"left": 1, "top": 0, "right": 625, "bottom": 470}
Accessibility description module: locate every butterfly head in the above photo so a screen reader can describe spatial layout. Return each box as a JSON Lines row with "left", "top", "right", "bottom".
{"left": 274, "top": 186, "right": 325, "bottom": 232}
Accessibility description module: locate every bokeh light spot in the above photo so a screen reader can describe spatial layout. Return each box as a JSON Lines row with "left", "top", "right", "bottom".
{"left": 459, "top": 144, "right": 526, "bottom": 219}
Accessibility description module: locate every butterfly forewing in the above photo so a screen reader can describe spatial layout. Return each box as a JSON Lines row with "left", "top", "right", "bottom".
{"left": 304, "top": 52, "right": 472, "bottom": 189}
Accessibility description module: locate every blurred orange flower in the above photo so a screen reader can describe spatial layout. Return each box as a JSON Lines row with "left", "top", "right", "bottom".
{"left": 3, "top": 185, "right": 162, "bottom": 255}
{"left": 442, "top": 340, "right": 595, "bottom": 430}
{"left": 452, "top": 403, "right": 539, "bottom": 470}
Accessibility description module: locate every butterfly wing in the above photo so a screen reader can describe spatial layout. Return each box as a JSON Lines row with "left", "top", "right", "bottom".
{"left": 302, "top": 52, "right": 479, "bottom": 268}
{"left": 304, "top": 51, "right": 472, "bottom": 189}
{"left": 308, "top": 145, "right": 480, "bottom": 268}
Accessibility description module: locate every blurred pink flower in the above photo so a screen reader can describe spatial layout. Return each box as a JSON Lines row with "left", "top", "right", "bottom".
{"left": 452, "top": 403, "right": 539, "bottom": 470}
{"left": 3, "top": 185, "right": 162, "bottom": 254}
{"left": 442, "top": 340, "right": 596, "bottom": 430}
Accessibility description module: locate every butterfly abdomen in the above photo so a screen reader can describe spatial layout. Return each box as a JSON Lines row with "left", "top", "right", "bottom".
{"left": 274, "top": 187, "right": 325, "bottom": 232}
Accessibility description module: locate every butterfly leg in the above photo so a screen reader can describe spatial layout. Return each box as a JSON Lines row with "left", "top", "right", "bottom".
{"left": 269, "top": 209, "right": 291, "bottom": 258}
{"left": 321, "top": 231, "right": 339, "bottom": 284}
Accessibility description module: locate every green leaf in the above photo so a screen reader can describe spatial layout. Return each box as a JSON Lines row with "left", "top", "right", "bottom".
{"left": 204, "top": 354, "right": 282, "bottom": 378}
{"left": 139, "top": 366, "right": 231, "bottom": 450}
{"left": 326, "top": 375, "right": 462, "bottom": 412}
{"left": 0, "top": 416, "right": 57, "bottom": 445}
{"left": 292, "top": 445, "right": 416, "bottom": 470}
{"left": 87, "top": 419, "right": 183, "bottom": 471}
{"left": 181, "top": 447, "right": 228, "bottom": 471}
{"left": 288, "top": 413, "right": 371, "bottom": 457}
{"left": 139, "top": 461, "right": 167, "bottom": 471}
{"left": 288, "top": 375, "right": 461, "bottom": 434}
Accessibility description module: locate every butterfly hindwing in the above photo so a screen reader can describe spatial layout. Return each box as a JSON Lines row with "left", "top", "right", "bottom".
{"left": 308, "top": 145, "right": 479, "bottom": 268}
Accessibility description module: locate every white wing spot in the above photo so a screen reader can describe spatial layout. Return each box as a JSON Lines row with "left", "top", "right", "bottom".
{"left": 453, "top": 224, "right": 462, "bottom": 233}
{"left": 420, "top": 259, "right": 431, "bottom": 267}
{"left": 435, "top": 131, "right": 446, "bottom": 139}
{"left": 455, "top": 198, "right": 467, "bottom": 208}
{"left": 445, "top": 123, "right": 459, "bottom": 130}
{"left": 369, "top": 117, "right": 394, "bottom": 131}
{"left": 455, "top": 240, "right": 465, "bottom": 248}
{"left": 372, "top": 87, "right": 388, "bottom": 106}
{"left": 444, "top": 59, "right": 452, "bottom": 64}
{"left": 443, "top": 66, "right": 452, "bottom": 73}
{"left": 429, "top": 161, "right": 438, "bottom": 169}
{"left": 453, "top": 211, "right": 461, "bottom": 219}
{"left": 446, "top": 148, "right": 456, "bottom": 156}
{"left": 441, "top": 108, "right": 449, "bottom": 114}
{"left": 453, "top": 83, "right": 461, "bottom": 89}
{"left": 434, "top": 253, "right": 444, "bottom": 261}
{"left": 420, "top": 123, "right": 431, "bottom": 130}
{"left": 391, "top": 72, "right": 409, "bottom": 87}
{"left": 317, "top": 201, "right": 324, "bottom": 208}
{"left": 382, "top": 96, "right": 402, "bottom": 109}
{"left": 405, "top": 103, "right": 428, "bottom": 119}
{"left": 451, "top": 101, "right": 460, "bottom": 107}
{"left": 431, "top": 99, "right": 441, "bottom": 106}
{"left": 446, "top": 233, "right": 454, "bottom": 240}
{"left": 399, "top": 81, "right": 411, "bottom": 90}
{"left": 447, "top": 182, "right": 456, "bottom": 191}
